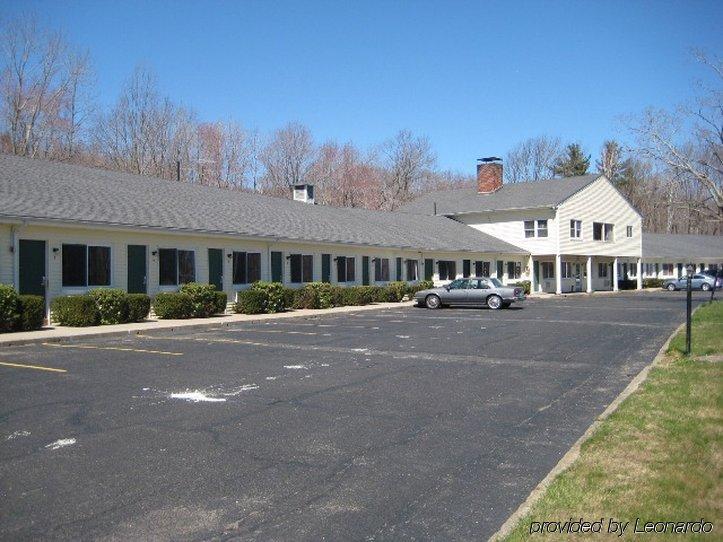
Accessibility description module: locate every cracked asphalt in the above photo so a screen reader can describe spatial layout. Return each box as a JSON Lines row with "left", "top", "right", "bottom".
{"left": 0, "top": 290, "right": 708, "bottom": 541}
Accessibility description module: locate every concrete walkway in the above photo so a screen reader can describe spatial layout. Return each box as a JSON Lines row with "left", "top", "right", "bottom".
{"left": 0, "top": 301, "right": 415, "bottom": 347}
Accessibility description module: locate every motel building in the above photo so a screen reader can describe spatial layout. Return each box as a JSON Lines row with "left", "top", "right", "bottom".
{"left": 400, "top": 158, "right": 723, "bottom": 294}
{"left": 0, "top": 153, "right": 721, "bottom": 316}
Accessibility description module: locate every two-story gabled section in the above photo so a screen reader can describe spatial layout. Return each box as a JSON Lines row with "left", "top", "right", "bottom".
{"left": 399, "top": 158, "right": 644, "bottom": 293}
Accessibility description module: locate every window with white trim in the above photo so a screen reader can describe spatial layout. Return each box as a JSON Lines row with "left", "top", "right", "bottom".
{"left": 336, "top": 256, "right": 356, "bottom": 282}
{"left": 290, "top": 254, "right": 313, "bottom": 283}
{"left": 159, "top": 248, "right": 195, "bottom": 286}
{"left": 561, "top": 262, "right": 573, "bottom": 279}
{"left": 570, "top": 220, "right": 582, "bottom": 239}
{"left": 541, "top": 262, "right": 555, "bottom": 279}
{"left": 536, "top": 219, "right": 548, "bottom": 237}
{"left": 598, "top": 262, "right": 608, "bottom": 277}
{"left": 524, "top": 220, "right": 535, "bottom": 238}
{"left": 626, "top": 225, "right": 633, "bottom": 238}
{"left": 507, "top": 261, "right": 522, "bottom": 280}
{"left": 438, "top": 260, "right": 456, "bottom": 281}
{"left": 374, "top": 258, "right": 390, "bottom": 282}
{"left": 593, "top": 222, "right": 614, "bottom": 242}
{"left": 662, "top": 263, "right": 674, "bottom": 276}
{"left": 232, "top": 251, "right": 261, "bottom": 284}
{"left": 524, "top": 220, "right": 548, "bottom": 238}
{"left": 62, "top": 244, "right": 111, "bottom": 287}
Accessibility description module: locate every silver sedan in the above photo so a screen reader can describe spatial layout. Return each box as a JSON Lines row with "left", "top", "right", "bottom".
{"left": 414, "top": 277, "right": 525, "bottom": 310}
{"left": 662, "top": 274, "right": 718, "bottom": 291}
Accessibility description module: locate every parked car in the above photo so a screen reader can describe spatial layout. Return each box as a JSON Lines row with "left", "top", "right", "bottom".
{"left": 662, "top": 273, "right": 718, "bottom": 291}
{"left": 414, "top": 277, "right": 525, "bottom": 310}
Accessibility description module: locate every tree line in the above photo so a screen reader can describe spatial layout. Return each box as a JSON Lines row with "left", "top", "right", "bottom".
{"left": 1, "top": 16, "right": 720, "bottom": 233}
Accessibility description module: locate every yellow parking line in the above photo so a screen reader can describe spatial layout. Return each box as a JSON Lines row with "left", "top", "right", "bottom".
{"left": 42, "top": 343, "right": 183, "bottom": 356}
{"left": 0, "top": 361, "right": 67, "bottom": 373}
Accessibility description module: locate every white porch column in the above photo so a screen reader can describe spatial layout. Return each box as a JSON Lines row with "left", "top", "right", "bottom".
{"left": 529, "top": 255, "right": 536, "bottom": 293}
{"left": 586, "top": 256, "right": 593, "bottom": 293}
{"left": 636, "top": 258, "right": 643, "bottom": 290}
{"left": 555, "top": 254, "right": 562, "bottom": 295}
{"left": 613, "top": 257, "right": 619, "bottom": 291}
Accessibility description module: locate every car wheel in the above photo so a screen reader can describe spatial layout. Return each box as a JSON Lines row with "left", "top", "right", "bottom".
{"left": 702, "top": 283, "right": 711, "bottom": 291}
{"left": 667, "top": 283, "right": 676, "bottom": 291}
{"left": 487, "top": 294, "right": 503, "bottom": 310}
{"left": 425, "top": 294, "right": 441, "bottom": 309}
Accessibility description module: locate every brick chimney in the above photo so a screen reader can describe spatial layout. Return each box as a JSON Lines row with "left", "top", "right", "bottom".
{"left": 476, "top": 157, "right": 503, "bottom": 194}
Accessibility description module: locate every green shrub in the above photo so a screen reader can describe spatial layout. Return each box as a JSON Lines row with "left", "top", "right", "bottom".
{"left": 511, "top": 280, "right": 531, "bottom": 295}
{"left": 179, "top": 282, "right": 218, "bottom": 317}
{"left": 51, "top": 295, "right": 99, "bottom": 327}
{"left": 153, "top": 292, "right": 194, "bottom": 319}
{"left": 16, "top": 295, "right": 44, "bottom": 331}
{"left": 88, "top": 288, "right": 129, "bottom": 324}
{"left": 281, "top": 287, "right": 297, "bottom": 309}
{"left": 293, "top": 282, "right": 334, "bottom": 310}
{"left": 643, "top": 278, "right": 664, "bottom": 289}
{"left": 213, "top": 291, "right": 228, "bottom": 314}
{"left": 406, "top": 280, "right": 434, "bottom": 297}
{"left": 618, "top": 279, "right": 637, "bottom": 291}
{"left": 386, "top": 281, "right": 408, "bottom": 302}
{"left": 330, "top": 286, "right": 346, "bottom": 307}
{"left": 251, "top": 281, "right": 286, "bottom": 313}
{"left": 0, "top": 284, "right": 21, "bottom": 333}
{"left": 235, "top": 289, "right": 268, "bottom": 314}
{"left": 127, "top": 294, "right": 151, "bottom": 322}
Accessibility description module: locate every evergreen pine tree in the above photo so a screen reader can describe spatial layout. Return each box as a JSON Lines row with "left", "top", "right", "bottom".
{"left": 553, "top": 143, "right": 590, "bottom": 177}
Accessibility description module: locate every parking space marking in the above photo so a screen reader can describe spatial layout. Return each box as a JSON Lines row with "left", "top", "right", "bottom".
{"left": 137, "top": 334, "right": 590, "bottom": 369}
{"left": 368, "top": 314, "right": 661, "bottom": 328}
{"left": 41, "top": 343, "right": 183, "bottom": 356}
{"left": 228, "top": 329, "right": 319, "bottom": 336}
{"left": 0, "top": 360, "right": 67, "bottom": 373}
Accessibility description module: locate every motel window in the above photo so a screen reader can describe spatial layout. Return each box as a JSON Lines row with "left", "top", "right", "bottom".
{"left": 290, "top": 254, "right": 313, "bottom": 283}
{"left": 598, "top": 263, "right": 608, "bottom": 278}
{"left": 627, "top": 225, "right": 633, "bottom": 238}
{"left": 541, "top": 262, "right": 554, "bottom": 279}
{"left": 537, "top": 220, "right": 548, "bottom": 237}
{"left": 593, "top": 222, "right": 614, "bottom": 241}
{"left": 570, "top": 220, "right": 582, "bottom": 239}
{"left": 475, "top": 260, "right": 490, "bottom": 277}
{"left": 406, "top": 259, "right": 418, "bottom": 281}
{"left": 232, "top": 252, "right": 261, "bottom": 284}
{"left": 62, "top": 244, "right": 111, "bottom": 287}
{"left": 662, "top": 263, "right": 674, "bottom": 276}
{"left": 158, "top": 248, "right": 195, "bottom": 286}
{"left": 524, "top": 220, "right": 535, "bottom": 238}
{"left": 561, "top": 262, "right": 574, "bottom": 279}
{"left": 374, "top": 258, "right": 390, "bottom": 282}
{"left": 506, "top": 261, "right": 521, "bottom": 280}
{"left": 336, "top": 256, "right": 356, "bottom": 283}
{"left": 438, "top": 260, "right": 456, "bottom": 281}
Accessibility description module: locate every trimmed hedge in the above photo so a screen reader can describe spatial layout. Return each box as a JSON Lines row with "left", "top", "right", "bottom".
{"left": 511, "top": 280, "right": 531, "bottom": 295}
{"left": 153, "top": 292, "right": 194, "bottom": 319}
{"left": 251, "top": 281, "right": 286, "bottom": 313}
{"left": 179, "top": 282, "right": 218, "bottom": 318}
{"left": 213, "top": 291, "right": 228, "bottom": 315}
{"left": 618, "top": 279, "right": 638, "bottom": 291}
{"left": 89, "top": 288, "right": 128, "bottom": 324}
{"left": 386, "top": 281, "right": 408, "bottom": 302}
{"left": 643, "top": 278, "right": 664, "bottom": 289}
{"left": 406, "top": 280, "right": 434, "bottom": 296}
{"left": 0, "top": 284, "right": 21, "bottom": 332}
{"left": 127, "top": 293, "right": 151, "bottom": 322}
{"left": 293, "top": 282, "right": 334, "bottom": 310}
{"left": 235, "top": 289, "right": 267, "bottom": 314}
{"left": 51, "top": 295, "right": 100, "bottom": 327}
{"left": 17, "top": 295, "right": 44, "bottom": 331}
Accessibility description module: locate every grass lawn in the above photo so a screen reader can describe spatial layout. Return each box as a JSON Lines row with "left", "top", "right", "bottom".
{"left": 501, "top": 300, "right": 722, "bottom": 540}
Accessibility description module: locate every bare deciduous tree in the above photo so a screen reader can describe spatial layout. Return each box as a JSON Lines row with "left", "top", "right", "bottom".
{"left": 260, "top": 122, "right": 316, "bottom": 195}
{"left": 379, "top": 130, "right": 436, "bottom": 210}
{"left": 504, "top": 135, "right": 561, "bottom": 183}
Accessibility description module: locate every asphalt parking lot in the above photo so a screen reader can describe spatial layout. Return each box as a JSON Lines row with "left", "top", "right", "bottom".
{"left": 0, "top": 291, "right": 711, "bottom": 541}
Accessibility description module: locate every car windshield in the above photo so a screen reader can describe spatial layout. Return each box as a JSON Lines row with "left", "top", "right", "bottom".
{"left": 489, "top": 277, "right": 503, "bottom": 287}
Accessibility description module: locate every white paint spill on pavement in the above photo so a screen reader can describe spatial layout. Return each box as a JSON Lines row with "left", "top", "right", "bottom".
{"left": 7, "top": 430, "right": 31, "bottom": 440}
{"left": 284, "top": 365, "right": 307, "bottom": 370}
{"left": 46, "top": 438, "right": 76, "bottom": 450}
{"left": 170, "top": 391, "right": 226, "bottom": 403}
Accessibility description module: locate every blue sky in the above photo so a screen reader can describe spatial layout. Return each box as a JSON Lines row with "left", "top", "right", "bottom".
{"left": 4, "top": 0, "right": 722, "bottom": 172}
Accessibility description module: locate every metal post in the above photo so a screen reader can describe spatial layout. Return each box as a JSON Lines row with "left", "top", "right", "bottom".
{"left": 685, "top": 264, "right": 693, "bottom": 355}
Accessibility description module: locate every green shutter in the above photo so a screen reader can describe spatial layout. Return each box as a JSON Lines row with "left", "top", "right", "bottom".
{"left": 396, "top": 257, "right": 402, "bottom": 281}
{"left": 208, "top": 248, "right": 223, "bottom": 290}
{"left": 322, "top": 254, "right": 331, "bottom": 283}
{"left": 127, "top": 245, "right": 147, "bottom": 293}
{"left": 496, "top": 260, "right": 504, "bottom": 278}
{"left": 271, "top": 251, "right": 283, "bottom": 283}
{"left": 362, "top": 256, "right": 370, "bottom": 285}
{"left": 424, "top": 259, "right": 434, "bottom": 281}
{"left": 463, "top": 259, "right": 471, "bottom": 278}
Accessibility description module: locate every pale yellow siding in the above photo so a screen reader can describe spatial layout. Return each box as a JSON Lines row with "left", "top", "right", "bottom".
{"left": 557, "top": 177, "right": 642, "bottom": 257}
{"left": 457, "top": 209, "right": 558, "bottom": 256}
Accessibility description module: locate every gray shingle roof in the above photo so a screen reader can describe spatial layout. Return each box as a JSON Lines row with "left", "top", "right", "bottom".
{"left": 398, "top": 174, "right": 601, "bottom": 215}
{"left": 0, "top": 154, "right": 526, "bottom": 254}
{"left": 642, "top": 233, "right": 723, "bottom": 260}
